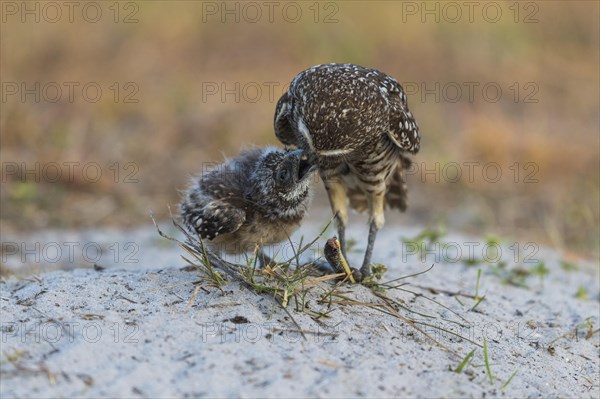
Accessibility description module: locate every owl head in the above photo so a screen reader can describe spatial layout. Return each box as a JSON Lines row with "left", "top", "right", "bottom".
{"left": 251, "top": 148, "right": 316, "bottom": 210}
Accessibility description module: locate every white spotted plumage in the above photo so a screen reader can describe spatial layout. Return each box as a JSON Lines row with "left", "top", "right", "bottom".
{"left": 274, "top": 63, "right": 421, "bottom": 278}
{"left": 180, "top": 147, "right": 315, "bottom": 254}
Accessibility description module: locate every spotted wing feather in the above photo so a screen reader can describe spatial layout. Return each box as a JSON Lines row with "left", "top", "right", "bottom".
{"left": 384, "top": 77, "right": 420, "bottom": 154}
{"left": 180, "top": 150, "right": 261, "bottom": 240}
{"left": 181, "top": 198, "right": 246, "bottom": 240}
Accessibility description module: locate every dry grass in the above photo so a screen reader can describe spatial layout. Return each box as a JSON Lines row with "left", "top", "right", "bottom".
{"left": 151, "top": 216, "right": 491, "bottom": 355}
{"left": 1, "top": 1, "right": 598, "bottom": 256}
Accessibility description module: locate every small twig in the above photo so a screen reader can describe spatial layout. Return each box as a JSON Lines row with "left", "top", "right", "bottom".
{"left": 319, "top": 292, "right": 457, "bottom": 355}
{"left": 151, "top": 212, "right": 244, "bottom": 284}
{"left": 284, "top": 216, "right": 335, "bottom": 264}
{"left": 277, "top": 300, "right": 306, "bottom": 341}
{"left": 30, "top": 306, "right": 74, "bottom": 342}
{"left": 409, "top": 284, "right": 477, "bottom": 299}
{"left": 381, "top": 302, "right": 458, "bottom": 355}
{"left": 393, "top": 286, "right": 469, "bottom": 323}
{"left": 271, "top": 328, "right": 338, "bottom": 337}
{"left": 117, "top": 294, "right": 138, "bottom": 304}
{"left": 373, "top": 291, "right": 438, "bottom": 320}
{"left": 470, "top": 294, "right": 487, "bottom": 312}
{"left": 187, "top": 286, "right": 202, "bottom": 307}
{"left": 203, "top": 302, "right": 241, "bottom": 308}
{"left": 379, "top": 264, "right": 435, "bottom": 287}
{"left": 412, "top": 320, "right": 483, "bottom": 349}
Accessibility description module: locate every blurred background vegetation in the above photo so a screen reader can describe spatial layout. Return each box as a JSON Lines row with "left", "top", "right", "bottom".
{"left": 1, "top": 1, "right": 598, "bottom": 258}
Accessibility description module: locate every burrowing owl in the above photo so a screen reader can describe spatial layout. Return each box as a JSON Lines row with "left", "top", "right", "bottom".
{"left": 180, "top": 147, "right": 316, "bottom": 265}
{"left": 274, "top": 63, "right": 421, "bottom": 278}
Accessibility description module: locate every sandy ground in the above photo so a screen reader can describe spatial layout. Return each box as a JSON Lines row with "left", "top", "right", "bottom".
{"left": 1, "top": 219, "right": 599, "bottom": 398}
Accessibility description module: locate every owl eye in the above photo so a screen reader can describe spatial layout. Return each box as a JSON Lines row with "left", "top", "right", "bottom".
{"left": 277, "top": 168, "right": 290, "bottom": 183}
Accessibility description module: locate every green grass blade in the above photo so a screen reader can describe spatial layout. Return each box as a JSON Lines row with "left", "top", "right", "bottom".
{"left": 475, "top": 268, "right": 481, "bottom": 300}
{"left": 501, "top": 369, "right": 518, "bottom": 391}
{"left": 455, "top": 348, "right": 477, "bottom": 373}
{"left": 483, "top": 337, "right": 494, "bottom": 384}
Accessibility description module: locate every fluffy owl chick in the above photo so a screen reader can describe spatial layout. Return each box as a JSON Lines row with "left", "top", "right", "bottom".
{"left": 180, "top": 147, "right": 316, "bottom": 265}
{"left": 274, "top": 63, "right": 421, "bottom": 278}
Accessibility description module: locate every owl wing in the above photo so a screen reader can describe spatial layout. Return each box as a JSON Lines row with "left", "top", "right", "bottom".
{"left": 181, "top": 198, "right": 246, "bottom": 240}
{"left": 384, "top": 77, "right": 421, "bottom": 154}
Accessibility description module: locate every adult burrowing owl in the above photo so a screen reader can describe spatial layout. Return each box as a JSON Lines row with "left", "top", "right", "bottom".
{"left": 274, "top": 63, "right": 421, "bottom": 278}
{"left": 180, "top": 147, "right": 316, "bottom": 265}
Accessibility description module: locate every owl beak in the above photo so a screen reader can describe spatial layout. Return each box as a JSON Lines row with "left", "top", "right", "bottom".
{"left": 287, "top": 149, "right": 317, "bottom": 181}
{"left": 298, "top": 157, "right": 317, "bottom": 181}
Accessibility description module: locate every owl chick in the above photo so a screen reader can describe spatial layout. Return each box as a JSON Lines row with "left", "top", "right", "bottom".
{"left": 274, "top": 63, "right": 421, "bottom": 279}
{"left": 180, "top": 147, "right": 316, "bottom": 265}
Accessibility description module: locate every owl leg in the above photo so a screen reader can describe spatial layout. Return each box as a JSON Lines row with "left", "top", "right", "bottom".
{"left": 323, "top": 177, "right": 349, "bottom": 258}
{"left": 361, "top": 191, "right": 385, "bottom": 278}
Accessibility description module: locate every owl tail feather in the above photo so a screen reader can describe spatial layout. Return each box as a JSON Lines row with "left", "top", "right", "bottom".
{"left": 384, "top": 155, "right": 411, "bottom": 212}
